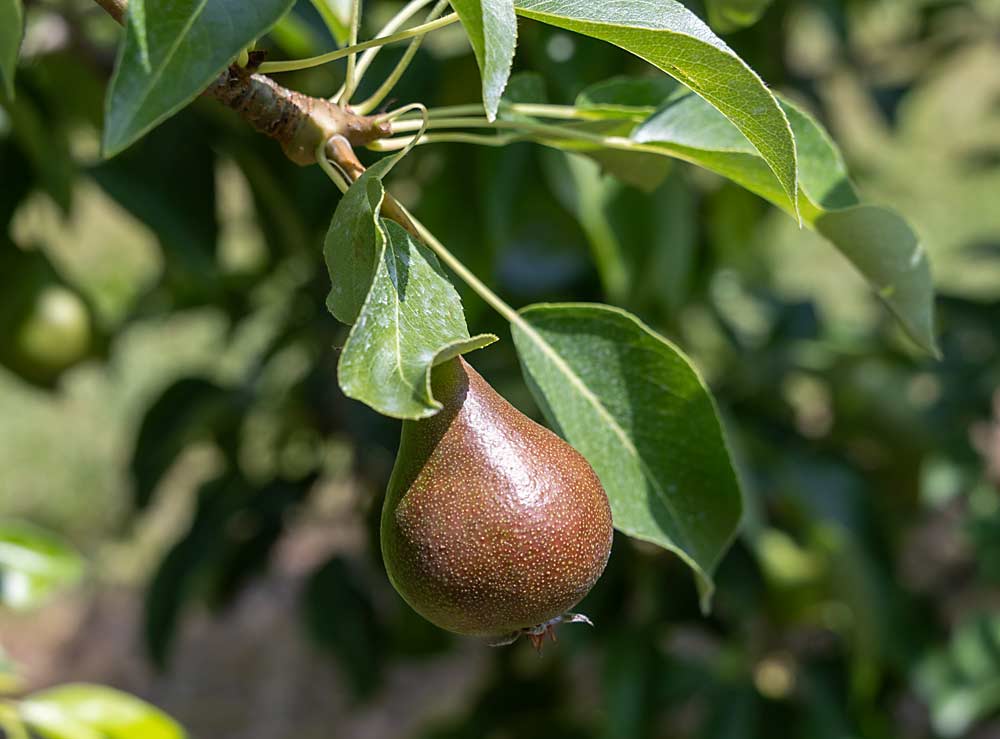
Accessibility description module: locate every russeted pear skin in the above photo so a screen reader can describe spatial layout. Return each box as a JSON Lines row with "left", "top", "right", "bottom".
{"left": 381, "top": 356, "right": 613, "bottom": 637}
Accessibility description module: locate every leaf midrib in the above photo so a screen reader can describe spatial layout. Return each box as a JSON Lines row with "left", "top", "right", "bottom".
{"left": 115, "top": 0, "right": 209, "bottom": 134}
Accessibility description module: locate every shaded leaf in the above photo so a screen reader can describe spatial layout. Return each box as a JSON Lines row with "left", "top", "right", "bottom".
{"left": 145, "top": 473, "right": 313, "bottom": 666}
{"left": 451, "top": 0, "right": 518, "bottom": 120}
{"left": 541, "top": 149, "right": 631, "bottom": 302}
{"left": 338, "top": 219, "right": 496, "bottom": 419}
{"left": 513, "top": 0, "right": 799, "bottom": 215}
{"left": 20, "top": 685, "right": 185, "bottom": 739}
{"left": 0, "top": 0, "right": 22, "bottom": 98}
{"left": 302, "top": 557, "right": 384, "bottom": 698}
{"left": 510, "top": 303, "right": 742, "bottom": 607}
{"left": 103, "top": 0, "right": 295, "bottom": 157}
{"left": 92, "top": 113, "right": 218, "bottom": 291}
{"left": 1, "top": 91, "right": 75, "bottom": 213}
{"left": 130, "top": 378, "right": 243, "bottom": 510}
{"left": 0, "top": 521, "right": 84, "bottom": 612}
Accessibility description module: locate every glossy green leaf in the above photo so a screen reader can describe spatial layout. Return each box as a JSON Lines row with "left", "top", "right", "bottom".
{"left": 20, "top": 685, "right": 186, "bottom": 739}
{"left": 633, "top": 93, "right": 938, "bottom": 355}
{"left": 324, "top": 157, "right": 395, "bottom": 325}
{"left": 706, "top": 0, "right": 773, "bottom": 33}
{"left": 0, "top": 521, "right": 84, "bottom": 612}
{"left": 451, "top": 0, "right": 518, "bottom": 121}
{"left": 513, "top": 0, "right": 798, "bottom": 216}
{"left": 338, "top": 219, "right": 496, "bottom": 419}
{"left": 0, "top": 0, "right": 22, "bottom": 98}
{"left": 103, "top": 0, "right": 295, "bottom": 157}
{"left": 510, "top": 303, "right": 742, "bottom": 607}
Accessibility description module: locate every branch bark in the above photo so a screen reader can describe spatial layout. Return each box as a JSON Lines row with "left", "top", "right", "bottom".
{"left": 91, "top": 0, "right": 391, "bottom": 168}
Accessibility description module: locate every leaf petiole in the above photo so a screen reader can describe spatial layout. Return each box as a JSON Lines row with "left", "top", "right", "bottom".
{"left": 353, "top": 0, "right": 449, "bottom": 114}
{"left": 257, "top": 13, "right": 460, "bottom": 74}
{"left": 337, "top": 0, "right": 436, "bottom": 101}
{"left": 338, "top": 0, "right": 362, "bottom": 105}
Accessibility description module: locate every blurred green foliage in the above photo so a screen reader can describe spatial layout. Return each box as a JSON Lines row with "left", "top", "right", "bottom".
{"left": 1, "top": 0, "right": 1000, "bottom": 737}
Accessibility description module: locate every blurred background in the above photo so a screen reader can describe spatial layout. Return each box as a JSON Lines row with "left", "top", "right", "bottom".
{"left": 2, "top": 0, "right": 1000, "bottom": 737}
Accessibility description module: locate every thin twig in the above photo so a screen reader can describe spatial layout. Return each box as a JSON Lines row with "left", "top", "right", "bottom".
{"left": 92, "top": 0, "right": 126, "bottom": 23}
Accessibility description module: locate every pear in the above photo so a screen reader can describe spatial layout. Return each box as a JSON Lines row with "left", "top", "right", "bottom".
{"left": 381, "top": 356, "right": 613, "bottom": 644}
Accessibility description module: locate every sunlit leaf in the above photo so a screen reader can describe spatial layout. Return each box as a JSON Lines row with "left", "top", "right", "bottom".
{"left": 20, "top": 684, "right": 186, "bottom": 739}
{"left": 103, "top": 0, "right": 296, "bottom": 157}
{"left": 338, "top": 219, "right": 496, "bottom": 419}
{"left": 451, "top": 0, "right": 518, "bottom": 120}
{"left": 511, "top": 303, "right": 742, "bottom": 607}
{"left": 513, "top": 0, "right": 799, "bottom": 216}
{"left": 0, "top": 521, "right": 84, "bottom": 612}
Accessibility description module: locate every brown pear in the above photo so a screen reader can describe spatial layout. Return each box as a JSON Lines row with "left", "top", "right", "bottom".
{"left": 381, "top": 356, "right": 613, "bottom": 641}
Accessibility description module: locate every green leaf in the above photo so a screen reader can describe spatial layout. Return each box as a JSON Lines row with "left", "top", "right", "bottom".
{"left": 0, "top": 0, "right": 22, "bottom": 98}
{"left": 541, "top": 149, "right": 631, "bottom": 302}
{"left": 303, "top": 557, "right": 384, "bottom": 698}
{"left": 633, "top": 93, "right": 938, "bottom": 355}
{"left": 451, "top": 0, "right": 518, "bottom": 121}
{"left": 510, "top": 303, "right": 743, "bottom": 607}
{"left": 130, "top": 378, "right": 244, "bottom": 510}
{"left": 20, "top": 685, "right": 186, "bottom": 739}
{"left": 128, "top": 0, "right": 151, "bottom": 73}
{"left": 513, "top": 0, "right": 798, "bottom": 216}
{"left": 338, "top": 219, "right": 497, "bottom": 419}
{"left": 575, "top": 75, "right": 676, "bottom": 120}
{"left": 103, "top": 0, "right": 295, "bottom": 157}
{"left": 705, "top": 0, "right": 773, "bottom": 33}
{"left": 0, "top": 521, "right": 84, "bottom": 612}
{"left": 915, "top": 615, "right": 1000, "bottom": 738}
{"left": 324, "top": 157, "right": 395, "bottom": 325}
{"left": 542, "top": 151, "right": 696, "bottom": 313}
{"left": 2, "top": 92, "right": 76, "bottom": 214}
